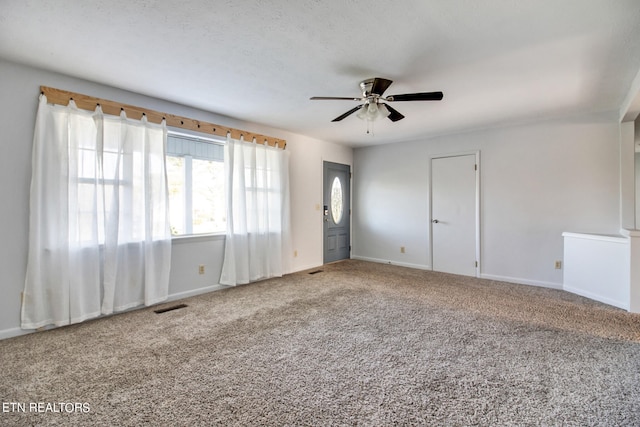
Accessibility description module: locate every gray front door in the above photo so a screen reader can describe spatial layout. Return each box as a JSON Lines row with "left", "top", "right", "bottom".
{"left": 323, "top": 161, "right": 351, "bottom": 263}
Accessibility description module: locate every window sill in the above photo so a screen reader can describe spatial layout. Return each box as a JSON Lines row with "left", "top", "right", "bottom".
{"left": 171, "top": 233, "right": 226, "bottom": 244}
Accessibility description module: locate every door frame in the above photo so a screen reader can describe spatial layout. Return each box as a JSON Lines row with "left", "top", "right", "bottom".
{"left": 429, "top": 150, "right": 481, "bottom": 277}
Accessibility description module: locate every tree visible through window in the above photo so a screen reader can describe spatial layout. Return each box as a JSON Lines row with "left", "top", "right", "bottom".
{"left": 166, "top": 133, "right": 225, "bottom": 235}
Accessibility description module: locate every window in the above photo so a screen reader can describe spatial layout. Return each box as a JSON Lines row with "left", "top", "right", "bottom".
{"left": 166, "top": 133, "right": 225, "bottom": 235}
{"left": 330, "top": 176, "right": 343, "bottom": 224}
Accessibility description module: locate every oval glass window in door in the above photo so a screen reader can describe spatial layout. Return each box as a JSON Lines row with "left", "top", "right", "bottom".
{"left": 331, "top": 176, "right": 343, "bottom": 224}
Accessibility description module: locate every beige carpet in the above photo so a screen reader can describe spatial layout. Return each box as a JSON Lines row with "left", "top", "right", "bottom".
{"left": 1, "top": 260, "right": 640, "bottom": 426}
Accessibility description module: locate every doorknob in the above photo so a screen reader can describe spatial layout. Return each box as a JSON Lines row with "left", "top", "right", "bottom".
{"left": 432, "top": 219, "right": 439, "bottom": 224}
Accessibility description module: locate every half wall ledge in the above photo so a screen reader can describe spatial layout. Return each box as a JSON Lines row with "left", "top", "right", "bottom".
{"left": 562, "top": 230, "right": 640, "bottom": 312}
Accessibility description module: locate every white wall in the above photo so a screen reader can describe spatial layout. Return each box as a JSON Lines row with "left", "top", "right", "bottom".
{"left": 636, "top": 152, "right": 640, "bottom": 228}
{"left": 636, "top": 118, "right": 640, "bottom": 228}
{"left": 621, "top": 121, "right": 636, "bottom": 229}
{"left": 0, "top": 59, "right": 351, "bottom": 338}
{"left": 353, "top": 117, "right": 621, "bottom": 288}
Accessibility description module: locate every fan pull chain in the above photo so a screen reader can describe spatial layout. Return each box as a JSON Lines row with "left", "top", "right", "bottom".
{"left": 366, "top": 118, "right": 375, "bottom": 136}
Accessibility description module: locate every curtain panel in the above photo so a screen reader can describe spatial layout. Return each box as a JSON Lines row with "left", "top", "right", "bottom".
{"left": 220, "top": 136, "right": 291, "bottom": 285}
{"left": 21, "top": 95, "right": 172, "bottom": 329}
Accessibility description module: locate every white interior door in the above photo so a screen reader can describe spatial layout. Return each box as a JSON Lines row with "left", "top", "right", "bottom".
{"left": 431, "top": 154, "right": 478, "bottom": 276}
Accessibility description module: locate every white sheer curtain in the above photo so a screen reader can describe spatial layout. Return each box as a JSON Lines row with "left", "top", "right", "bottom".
{"left": 220, "top": 136, "right": 291, "bottom": 285}
{"left": 21, "top": 95, "right": 172, "bottom": 329}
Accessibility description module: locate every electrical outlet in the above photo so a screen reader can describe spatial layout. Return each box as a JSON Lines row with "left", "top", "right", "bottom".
{"left": 199, "top": 265, "right": 205, "bottom": 275}
{"left": 555, "top": 260, "right": 562, "bottom": 269}
{"left": 400, "top": 246, "right": 405, "bottom": 254}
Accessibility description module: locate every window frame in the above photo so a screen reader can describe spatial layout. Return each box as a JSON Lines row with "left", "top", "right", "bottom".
{"left": 166, "top": 129, "right": 226, "bottom": 239}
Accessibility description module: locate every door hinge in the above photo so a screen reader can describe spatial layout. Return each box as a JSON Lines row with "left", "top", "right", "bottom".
{"left": 349, "top": 245, "right": 352, "bottom": 252}
{"left": 475, "top": 261, "right": 478, "bottom": 267}
{"left": 474, "top": 164, "right": 477, "bottom": 171}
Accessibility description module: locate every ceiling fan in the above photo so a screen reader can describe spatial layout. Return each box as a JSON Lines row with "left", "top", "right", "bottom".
{"left": 310, "top": 77, "right": 443, "bottom": 122}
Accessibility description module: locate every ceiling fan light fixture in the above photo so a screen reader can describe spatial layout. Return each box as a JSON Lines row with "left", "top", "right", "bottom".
{"left": 356, "top": 101, "right": 388, "bottom": 122}
{"left": 378, "top": 103, "right": 391, "bottom": 118}
{"left": 356, "top": 104, "right": 368, "bottom": 120}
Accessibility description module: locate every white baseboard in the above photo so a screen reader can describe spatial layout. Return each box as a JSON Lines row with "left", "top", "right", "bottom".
{"left": 351, "top": 255, "right": 432, "bottom": 271}
{"left": 353, "top": 258, "right": 563, "bottom": 291}
{"left": 563, "top": 285, "right": 628, "bottom": 310}
{"left": 291, "top": 262, "right": 324, "bottom": 273}
{"left": 480, "top": 273, "right": 563, "bottom": 290}
{"left": 166, "top": 284, "right": 228, "bottom": 302}
{"left": 0, "top": 327, "right": 33, "bottom": 341}
{"left": 0, "top": 284, "right": 229, "bottom": 341}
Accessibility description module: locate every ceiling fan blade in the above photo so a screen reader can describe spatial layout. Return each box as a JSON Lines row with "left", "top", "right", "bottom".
{"left": 332, "top": 105, "right": 364, "bottom": 122}
{"left": 310, "top": 96, "right": 362, "bottom": 101}
{"left": 371, "top": 78, "right": 393, "bottom": 96}
{"left": 387, "top": 91, "right": 444, "bottom": 102}
{"left": 383, "top": 104, "right": 405, "bottom": 122}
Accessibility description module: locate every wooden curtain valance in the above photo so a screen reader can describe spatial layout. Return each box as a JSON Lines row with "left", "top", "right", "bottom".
{"left": 40, "top": 86, "right": 286, "bottom": 149}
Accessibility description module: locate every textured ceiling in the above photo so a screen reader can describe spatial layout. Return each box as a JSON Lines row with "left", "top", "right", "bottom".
{"left": 1, "top": 0, "right": 640, "bottom": 147}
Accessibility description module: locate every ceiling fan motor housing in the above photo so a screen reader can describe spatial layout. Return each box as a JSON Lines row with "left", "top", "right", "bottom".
{"left": 360, "top": 78, "right": 375, "bottom": 97}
